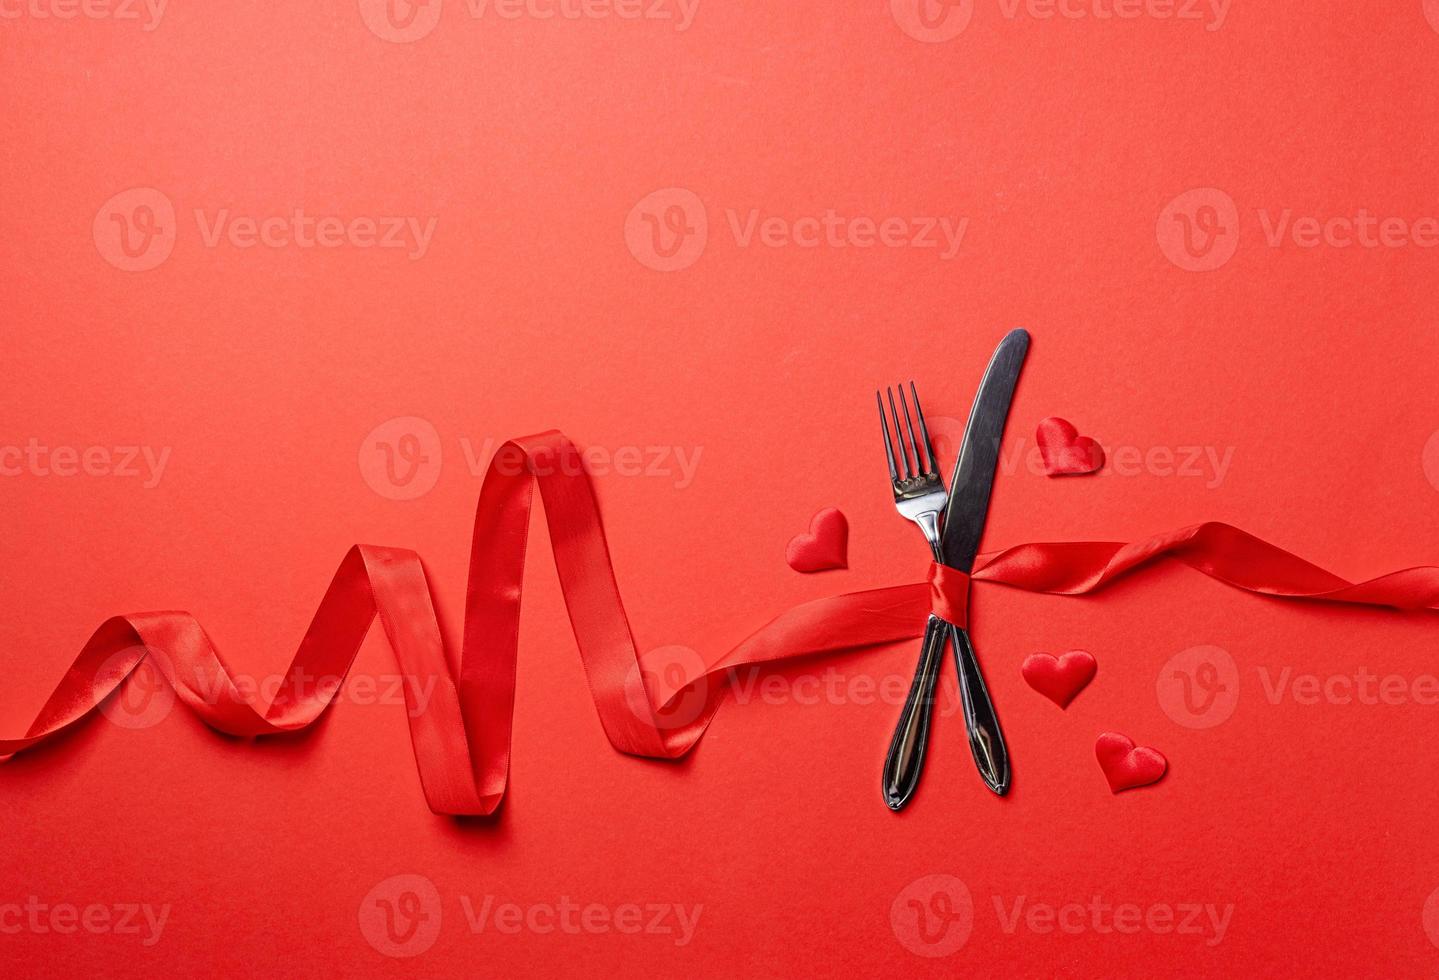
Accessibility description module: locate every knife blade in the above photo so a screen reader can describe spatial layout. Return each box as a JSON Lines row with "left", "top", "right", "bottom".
{"left": 941, "top": 328, "right": 1030, "bottom": 571}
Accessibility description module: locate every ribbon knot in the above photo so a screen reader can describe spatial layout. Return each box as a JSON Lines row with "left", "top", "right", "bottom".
{"left": 927, "top": 562, "right": 971, "bottom": 628}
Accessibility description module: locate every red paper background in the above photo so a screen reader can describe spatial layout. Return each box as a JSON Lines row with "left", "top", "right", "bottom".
{"left": 5, "top": 2, "right": 1439, "bottom": 976}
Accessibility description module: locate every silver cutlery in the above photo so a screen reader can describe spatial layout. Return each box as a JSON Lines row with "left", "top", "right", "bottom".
{"left": 879, "top": 329, "right": 1029, "bottom": 809}
{"left": 877, "top": 383, "right": 950, "bottom": 810}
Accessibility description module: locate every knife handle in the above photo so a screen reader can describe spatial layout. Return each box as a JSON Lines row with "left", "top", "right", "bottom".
{"left": 882, "top": 615, "right": 948, "bottom": 811}
{"left": 949, "top": 623, "right": 1010, "bottom": 796}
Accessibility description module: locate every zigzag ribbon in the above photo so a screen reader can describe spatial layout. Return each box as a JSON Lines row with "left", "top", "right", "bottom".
{"left": 5, "top": 431, "right": 1437, "bottom": 815}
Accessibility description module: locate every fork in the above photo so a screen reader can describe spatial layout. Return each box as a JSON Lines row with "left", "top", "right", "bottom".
{"left": 877, "top": 383, "right": 951, "bottom": 811}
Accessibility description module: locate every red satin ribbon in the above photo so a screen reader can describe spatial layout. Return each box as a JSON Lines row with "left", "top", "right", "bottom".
{"left": 927, "top": 563, "right": 971, "bottom": 626}
{"left": 4, "top": 432, "right": 1438, "bottom": 815}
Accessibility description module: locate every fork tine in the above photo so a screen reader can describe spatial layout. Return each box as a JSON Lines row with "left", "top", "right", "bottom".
{"left": 909, "top": 381, "right": 935, "bottom": 475}
{"left": 886, "top": 387, "right": 912, "bottom": 478}
{"left": 876, "top": 391, "right": 899, "bottom": 482}
{"left": 898, "top": 384, "right": 925, "bottom": 477}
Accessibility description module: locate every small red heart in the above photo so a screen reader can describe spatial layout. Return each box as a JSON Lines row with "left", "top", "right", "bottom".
{"left": 1021, "top": 651, "right": 1097, "bottom": 708}
{"left": 1036, "top": 417, "right": 1105, "bottom": 476}
{"left": 786, "top": 508, "right": 848, "bottom": 573}
{"left": 1095, "top": 733, "right": 1167, "bottom": 793}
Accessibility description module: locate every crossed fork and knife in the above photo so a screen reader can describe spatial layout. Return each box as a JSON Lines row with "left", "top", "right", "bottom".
{"left": 876, "top": 328, "right": 1029, "bottom": 810}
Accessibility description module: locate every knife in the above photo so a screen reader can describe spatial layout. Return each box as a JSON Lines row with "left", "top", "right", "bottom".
{"left": 938, "top": 327, "right": 1028, "bottom": 794}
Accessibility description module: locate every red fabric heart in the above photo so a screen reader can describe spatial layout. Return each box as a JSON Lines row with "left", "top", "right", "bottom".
{"left": 1036, "top": 417, "right": 1105, "bottom": 476}
{"left": 1095, "top": 733, "right": 1167, "bottom": 793}
{"left": 786, "top": 508, "right": 848, "bottom": 573}
{"left": 1021, "top": 650, "right": 1096, "bottom": 708}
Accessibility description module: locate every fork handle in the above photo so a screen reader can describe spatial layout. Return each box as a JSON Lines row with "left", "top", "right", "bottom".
{"left": 881, "top": 615, "right": 947, "bottom": 811}
{"left": 949, "top": 623, "right": 1010, "bottom": 796}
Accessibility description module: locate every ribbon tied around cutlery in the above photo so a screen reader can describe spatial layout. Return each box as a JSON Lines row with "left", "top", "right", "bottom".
{"left": 5, "top": 430, "right": 1439, "bottom": 815}
{"left": 926, "top": 563, "right": 971, "bottom": 627}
